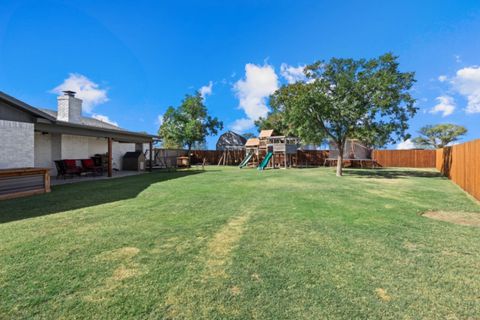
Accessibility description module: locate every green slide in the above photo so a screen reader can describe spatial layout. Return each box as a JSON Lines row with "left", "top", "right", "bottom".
{"left": 258, "top": 152, "right": 273, "bottom": 170}
{"left": 239, "top": 152, "right": 253, "bottom": 168}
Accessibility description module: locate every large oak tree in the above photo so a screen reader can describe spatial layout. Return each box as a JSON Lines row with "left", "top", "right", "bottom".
{"left": 270, "top": 53, "right": 417, "bottom": 176}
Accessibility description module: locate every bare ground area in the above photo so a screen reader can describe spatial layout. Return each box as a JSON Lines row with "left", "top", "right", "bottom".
{"left": 422, "top": 211, "right": 480, "bottom": 227}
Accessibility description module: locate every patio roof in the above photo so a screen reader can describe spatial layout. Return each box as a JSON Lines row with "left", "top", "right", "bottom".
{"left": 35, "top": 120, "right": 156, "bottom": 143}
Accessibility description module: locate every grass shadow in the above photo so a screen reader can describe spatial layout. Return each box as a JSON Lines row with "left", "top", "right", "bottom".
{"left": 343, "top": 168, "right": 442, "bottom": 179}
{"left": 0, "top": 170, "right": 204, "bottom": 224}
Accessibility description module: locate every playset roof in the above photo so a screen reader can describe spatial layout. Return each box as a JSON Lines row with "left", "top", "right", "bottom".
{"left": 245, "top": 138, "right": 260, "bottom": 147}
{"left": 259, "top": 129, "right": 274, "bottom": 138}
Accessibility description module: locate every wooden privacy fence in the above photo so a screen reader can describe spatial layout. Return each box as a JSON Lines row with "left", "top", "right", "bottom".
{"left": 297, "top": 150, "right": 329, "bottom": 167}
{"left": 152, "top": 148, "right": 330, "bottom": 167}
{"left": 192, "top": 149, "right": 329, "bottom": 167}
{"left": 190, "top": 150, "right": 245, "bottom": 165}
{"left": 436, "top": 139, "right": 480, "bottom": 201}
{"left": 372, "top": 150, "right": 436, "bottom": 168}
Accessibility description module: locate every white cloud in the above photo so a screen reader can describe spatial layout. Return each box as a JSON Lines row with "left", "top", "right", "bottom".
{"left": 92, "top": 114, "right": 118, "bottom": 126}
{"left": 280, "top": 63, "right": 306, "bottom": 84}
{"left": 451, "top": 66, "right": 480, "bottom": 114}
{"left": 231, "top": 63, "right": 278, "bottom": 132}
{"left": 429, "top": 95, "right": 456, "bottom": 117}
{"left": 51, "top": 73, "right": 108, "bottom": 113}
{"left": 396, "top": 139, "right": 415, "bottom": 150}
{"left": 199, "top": 81, "right": 213, "bottom": 98}
{"left": 438, "top": 75, "right": 448, "bottom": 82}
{"left": 454, "top": 55, "right": 462, "bottom": 63}
{"left": 156, "top": 114, "right": 163, "bottom": 126}
{"left": 230, "top": 118, "right": 254, "bottom": 132}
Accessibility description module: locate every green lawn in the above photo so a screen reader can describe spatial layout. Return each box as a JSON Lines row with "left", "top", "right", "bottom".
{"left": 0, "top": 167, "right": 479, "bottom": 319}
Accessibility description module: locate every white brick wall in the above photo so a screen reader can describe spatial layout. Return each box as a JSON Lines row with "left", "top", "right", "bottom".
{"left": 61, "top": 135, "right": 90, "bottom": 159}
{"left": 0, "top": 120, "right": 34, "bottom": 169}
{"left": 34, "top": 132, "right": 52, "bottom": 169}
{"left": 113, "top": 142, "right": 136, "bottom": 170}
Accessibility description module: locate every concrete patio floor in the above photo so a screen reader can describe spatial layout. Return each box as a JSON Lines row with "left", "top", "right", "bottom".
{"left": 51, "top": 170, "right": 147, "bottom": 186}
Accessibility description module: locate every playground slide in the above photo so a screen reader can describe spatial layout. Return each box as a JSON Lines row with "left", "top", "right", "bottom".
{"left": 258, "top": 152, "right": 273, "bottom": 170}
{"left": 239, "top": 152, "right": 253, "bottom": 168}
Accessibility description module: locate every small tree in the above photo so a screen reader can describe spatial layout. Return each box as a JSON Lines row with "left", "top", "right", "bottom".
{"left": 158, "top": 92, "right": 223, "bottom": 155}
{"left": 270, "top": 53, "right": 416, "bottom": 176}
{"left": 412, "top": 124, "right": 467, "bottom": 149}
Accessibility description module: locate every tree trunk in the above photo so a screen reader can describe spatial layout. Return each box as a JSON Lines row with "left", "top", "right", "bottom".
{"left": 336, "top": 144, "right": 344, "bottom": 177}
{"left": 187, "top": 144, "right": 192, "bottom": 168}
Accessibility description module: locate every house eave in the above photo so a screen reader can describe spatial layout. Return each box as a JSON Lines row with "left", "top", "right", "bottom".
{"left": 35, "top": 121, "right": 158, "bottom": 143}
{"left": 0, "top": 91, "right": 57, "bottom": 122}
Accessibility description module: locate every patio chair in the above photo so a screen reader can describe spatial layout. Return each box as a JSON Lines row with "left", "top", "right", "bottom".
{"left": 54, "top": 160, "right": 81, "bottom": 179}
{"left": 63, "top": 159, "right": 83, "bottom": 177}
{"left": 54, "top": 160, "right": 66, "bottom": 179}
{"left": 81, "top": 158, "right": 103, "bottom": 176}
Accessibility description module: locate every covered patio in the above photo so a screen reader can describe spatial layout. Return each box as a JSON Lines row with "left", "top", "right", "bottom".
{"left": 0, "top": 90, "right": 159, "bottom": 200}
{"left": 35, "top": 119, "right": 158, "bottom": 178}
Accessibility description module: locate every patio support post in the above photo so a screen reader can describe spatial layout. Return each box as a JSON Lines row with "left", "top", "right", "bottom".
{"left": 149, "top": 141, "right": 153, "bottom": 172}
{"left": 108, "top": 137, "right": 112, "bottom": 177}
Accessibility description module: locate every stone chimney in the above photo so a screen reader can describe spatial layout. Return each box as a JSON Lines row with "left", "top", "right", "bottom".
{"left": 57, "top": 91, "right": 82, "bottom": 123}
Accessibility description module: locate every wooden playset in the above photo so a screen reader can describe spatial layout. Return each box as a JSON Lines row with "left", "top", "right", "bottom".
{"left": 239, "top": 130, "right": 300, "bottom": 170}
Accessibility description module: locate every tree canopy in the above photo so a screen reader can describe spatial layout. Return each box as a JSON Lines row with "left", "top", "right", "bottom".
{"left": 158, "top": 92, "right": 223, "bottom": 151}
{"left": 242, "top": 132, "right": 257, "bottom": 140}
{"left": 254, "top": 111, "right": 289, "bottom": 136}
{"left": 270, "top": 53, "right": 417, "bottom": 176}
{"left": 412, "top": 124, "right": 467, "bottom": 149}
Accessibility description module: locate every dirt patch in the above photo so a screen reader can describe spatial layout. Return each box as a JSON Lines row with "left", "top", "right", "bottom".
{"left": 96, "top": 246, "right": 140, "bottom": 261}
{"left": 230, "top": 286, "right": 241, "bottom": 296}
{"left": 251, "top": 273, "right": 262, "bottom": 282}
{"left": 422, "top": 211, "right": 480, "bottom": 227}
{"left": 403, "top": 242, "right": 417, "bottom": 251}
{"left": 375, "top": 288, "right": 392, "bottom": 302}
{"left": 85, "top": 247, "right": 142, "bottom": 302}
{"left": 111, "top": 264, "right": 140, "bottom": 281}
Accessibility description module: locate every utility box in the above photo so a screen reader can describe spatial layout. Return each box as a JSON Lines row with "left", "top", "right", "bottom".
{"left": 122, "top": 151, "right": 146, "bottom": 171}
{"left": 176, "top": 156, "right": 190, "bottom": 168}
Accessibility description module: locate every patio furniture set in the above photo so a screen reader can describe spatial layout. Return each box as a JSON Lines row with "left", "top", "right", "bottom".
{"left": 54, "top": 158, "right": 104, "bottom": 179}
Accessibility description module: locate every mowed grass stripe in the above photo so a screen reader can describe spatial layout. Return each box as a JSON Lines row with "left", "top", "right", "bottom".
{"left": 163, "top": 212, "right": 252, "bottom": 318}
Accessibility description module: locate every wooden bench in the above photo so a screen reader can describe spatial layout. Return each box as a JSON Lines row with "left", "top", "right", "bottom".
{"left": 0, "top": 168, "right": 51, "bottom": 200}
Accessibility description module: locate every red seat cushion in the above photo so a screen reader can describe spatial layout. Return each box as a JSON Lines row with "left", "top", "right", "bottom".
{"left": 64, "top": 159, "right": 77, "bottom": 169}
{"left": 82, "top": 159, "right": 95, "bottom": 168}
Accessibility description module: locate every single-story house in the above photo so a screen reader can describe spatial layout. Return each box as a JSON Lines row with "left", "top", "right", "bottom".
{"left": 0, "top": 90, "right": 157, "bottom": 177}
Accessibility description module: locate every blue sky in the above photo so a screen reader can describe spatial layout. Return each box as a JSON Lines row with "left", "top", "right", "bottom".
{"left": 1, "top": 0, "right": 480, "bottom": 149}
